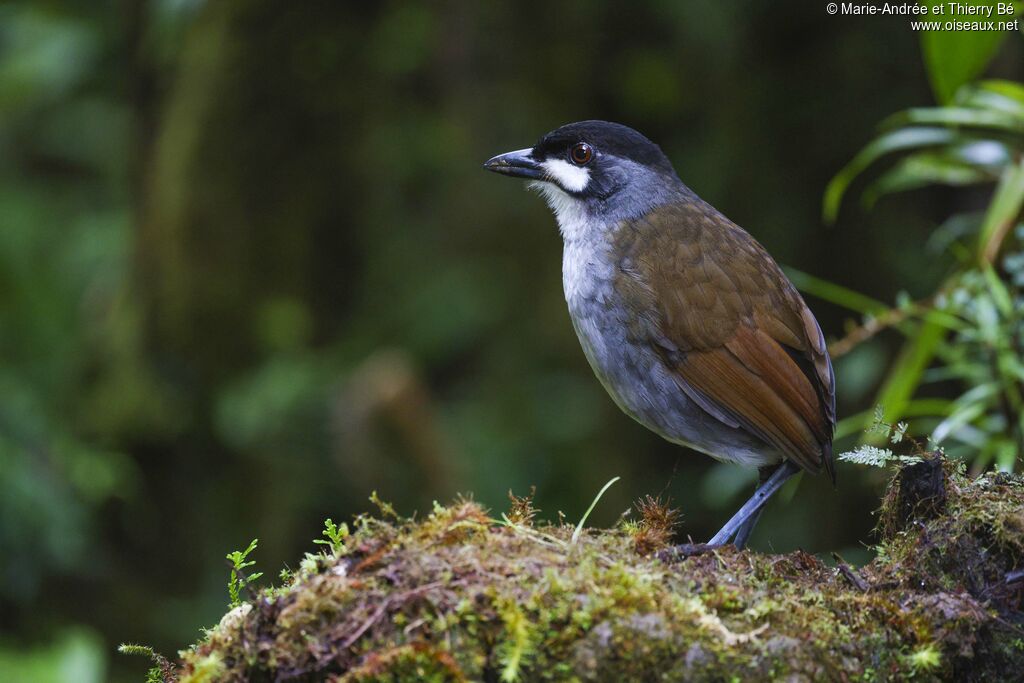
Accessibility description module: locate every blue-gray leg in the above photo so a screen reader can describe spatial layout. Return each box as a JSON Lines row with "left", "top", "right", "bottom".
{"left": 731, "top": 508, "right": 763, "bottom": 549}
{"left": 730, "top": 463, "right": 785, "bottom": 548}
{"left": 708, "top": 460, "right": 800, "bottom": 547}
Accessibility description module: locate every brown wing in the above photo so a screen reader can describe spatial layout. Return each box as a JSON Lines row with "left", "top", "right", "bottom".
{"left": 613, "top": 201, "right": 836, "bottom": 479}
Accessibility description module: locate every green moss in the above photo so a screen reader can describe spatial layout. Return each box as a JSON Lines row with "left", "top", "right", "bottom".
{"left": 158, "top": 459, "right": 1024, "bottom": 682}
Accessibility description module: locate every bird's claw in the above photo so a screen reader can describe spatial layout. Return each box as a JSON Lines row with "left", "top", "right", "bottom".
{"left": 657, "top": 542, "right": 726, "bottom": 562}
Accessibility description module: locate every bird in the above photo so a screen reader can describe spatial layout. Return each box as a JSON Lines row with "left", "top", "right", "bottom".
{"left": 483, "top": 121, "right": 835, "bottom": 548}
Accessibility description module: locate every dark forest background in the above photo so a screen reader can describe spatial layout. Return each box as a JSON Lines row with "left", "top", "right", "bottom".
{"left": 1, "top": 2, "right": 1022, "bottom": 681}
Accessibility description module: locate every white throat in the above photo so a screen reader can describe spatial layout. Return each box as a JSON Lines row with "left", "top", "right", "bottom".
{"left": 528, "top": 181, "right": 591, "bottom": 243}
{"left": 528, "top": 180, "right": 615, "bottom": 309}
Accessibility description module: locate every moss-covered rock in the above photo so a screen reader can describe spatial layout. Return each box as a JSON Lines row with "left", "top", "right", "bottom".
{"left": 159, "top": 458, "right": 1024, "bottom": 682}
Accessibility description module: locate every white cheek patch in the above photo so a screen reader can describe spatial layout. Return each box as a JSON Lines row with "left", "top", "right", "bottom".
{"left": 541, "top": 158, "right": 590, "bottom": 193}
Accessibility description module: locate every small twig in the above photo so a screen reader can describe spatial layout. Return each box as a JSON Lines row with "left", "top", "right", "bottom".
{"left": 832, "top": 552, "right": 870, "bottom": 592}
{"left": 828, "top": 294, "right": 943, "bottom": 359}
{"left": 829, "top": 308, "right": 912, "bottom": 358}
{"left": 341, "top": 580, "right": 460, "bottom": 648}
{"left": 1005, "top": 569, "right": 1024, "bottom": 585}
{"left": 342, "top": 598, "right": 391, "bottom": 649}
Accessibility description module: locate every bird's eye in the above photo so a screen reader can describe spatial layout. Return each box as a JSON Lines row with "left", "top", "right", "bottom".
{"left": 569, "top": 142, "right": 593, "bottom": 166}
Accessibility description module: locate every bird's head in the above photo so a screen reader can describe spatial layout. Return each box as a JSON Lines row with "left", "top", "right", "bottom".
{"left": 484, "top": 121, "right": 686, "bottom": 238}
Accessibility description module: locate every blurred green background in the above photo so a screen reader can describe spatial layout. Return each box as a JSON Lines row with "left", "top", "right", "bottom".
{"left": 1, "top": 1, "right": 1022, "bottom": 681}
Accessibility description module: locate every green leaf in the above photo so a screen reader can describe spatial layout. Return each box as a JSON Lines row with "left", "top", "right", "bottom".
{"left": 978, "top": 156, "right": 1024, "bottom": 263}
{"left": 932, "top": 394, "right": 992, "bottom": 444}
{"left": 834, "top": 399, "right": 952, "bottom": 441}
{"left": 958, "top": 80, "right": 1024, "bottom": 119}
{"left": 871, "top": 317, "right": 947, "bottom": 432}
{"left": 927, "top": 211, "right": 985, "bottom": 253}
{"left": 950, "top": 423, "right": 992, "bottom": 449}
{"left": 918, "top": 307, "right": 970, "bottom": 333}
{"left": 838, "top": 445, "right": 899, "bottom": 467}
{"left": 982, "top": 265, "right": 1014, "bottom": 315}
{"left": 1005, "top": 354, "right": 1024, "bottom": 382}
{"left": 863, "top": 151, "right": 993, "bottom": 208}
{"left": 782, "top": 267, "right": 889, "bottom": 314}
{"left": 977, "top": 79, "right": 1024, "bottom": 104}
{"left": 824, "top": 127, "right": 958, "bottom": 222}
{"left": 919, "top": 1, "right": 1016, "bottom": 104}
{"left": 882, "top": 106, "right": 1024, "bottom": 134}
{"left": 930, "top": 382, "right": 1001, "bottom": 446}
{"left": 946, "top": 140, "right": 1013, "bottom": 168}
{"left": 993, "top": 438, "right": 1019, "bottom": 472}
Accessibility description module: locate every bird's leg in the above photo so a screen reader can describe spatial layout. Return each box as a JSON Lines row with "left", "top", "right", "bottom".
{"left": 730, "top": 509, "right": 763, "bottom": 549}
{"left": 730, "top": 464, "right": 780, "bottom": 548}
{"left": 708, "top": 460, "right": 801, "bottom": 547}
{"left": 664, "top": 461, "right": 800, "bottom": 560}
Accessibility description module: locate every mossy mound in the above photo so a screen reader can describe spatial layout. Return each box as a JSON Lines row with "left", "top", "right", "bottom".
{"left": 162, "top": 458, "right": 1024, "bottom": 682}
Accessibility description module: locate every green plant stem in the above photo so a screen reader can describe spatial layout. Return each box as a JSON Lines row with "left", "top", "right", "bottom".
{"left": 571, "top": 477, "right": 620, "bottom": 546}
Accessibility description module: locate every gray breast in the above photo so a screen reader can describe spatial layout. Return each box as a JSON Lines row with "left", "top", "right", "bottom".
{"left": 560, "top": 234, "right": 778, "bottom": 469}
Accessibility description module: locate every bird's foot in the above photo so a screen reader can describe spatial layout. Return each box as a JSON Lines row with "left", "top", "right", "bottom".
{"left": 657, "top": 542, "right": 726, "bottom": 562}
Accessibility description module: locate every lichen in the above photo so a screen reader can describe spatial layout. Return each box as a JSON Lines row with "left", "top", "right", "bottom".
{"left": 158, "top": 457, "right": 1024, "bottom": 682}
